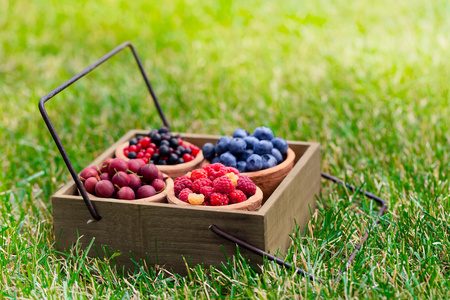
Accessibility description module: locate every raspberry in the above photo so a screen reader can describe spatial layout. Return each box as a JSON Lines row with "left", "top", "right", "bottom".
{"left": 229, "top": 190, "right": 247, "bottom": 204}
{"left": 206, "top": 163, "right": 227, "bottom": 180}
{"left": 190, "top": 169, "right": 208, "bottom": 181}
{"left": 210, "top": 193, "right": 230, "bottom": 206}
{"left": 225, "top": 172, "right": 239, "bottom": 185}
{"left": 174, "top": 177, "right": 193, "bottom": 196}
{"left": 192, "top": 178, "right": 213, "bottom": 193}
{"left": 226, "top": 167, "right": 239, "bottom": 175}
{"left": 200, "top": 186, "right": 214, "bottom": 201}
{"left": 188, "top": 193, "right": 205, "bottom": 205}
{"left": 213, "top": 176, "right": 235, "bottom": 195}
{"left": 178, "top": 188, "right": 193, "bottom": 202}
{"left": 236, "top": 176, "right": 256, "bottom": 197}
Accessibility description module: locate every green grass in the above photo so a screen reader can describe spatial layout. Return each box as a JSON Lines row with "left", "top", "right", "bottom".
{"left": 1, "top": 0, "right": 450, "bottom": 298}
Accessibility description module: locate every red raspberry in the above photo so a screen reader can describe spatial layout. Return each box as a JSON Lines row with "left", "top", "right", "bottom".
{"left": 213, "top": 176, "right": 235, "bottom": 195}
{"left": 178, "top": 188, "right": 193, "bottom": 202}
{"left": 236, "top": 176, "right": 256, "bottom": 197}
{"left": 210, "top": 193, "right": 229, "bottom": 206}
{"left": 201, "top": 201, "right": 211, "bottom": 206}
{"left": 200, "top": 186, "right": 214, "bottom": 201}
{"left": 190, "top": 169, "right": 208, "bottom": 181}
{"left": 192, "top": 178, "right": 213, "bottom": 193}
{"left": 226, "top": 167, "right": 239, "bottom": 175}
{"left": 174, "top": 177, "right": 194, "bottom": 196}
{"left": 229, "top": 190, "right": 247, "bottom": 204}
{"left": 206, "top": 163, "right": 227, "bottom": 180}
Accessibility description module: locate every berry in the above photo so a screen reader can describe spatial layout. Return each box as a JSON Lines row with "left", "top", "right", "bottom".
{"left": 210, "top": 193, "right": 229, "bottom": 206}
{"left": 136, "top": 135, "right": 144, "bottom": 141}
{"left": 215, "top": 136, "right": 231, "bottom": 155}
{"left": 213, "top": 176, "right": 235, "bottom": 195}
{"left": 137, "top": 152, "right": 144, "bottom": 159}
{"left": 95, "top": 180, "right": 115, "bottom": 198}
{"left": 211, "top": 156, "right": 220, "bottom": 164}
{"left": 229, "top": 190, "right": 247, "bottom": 204}
{"left": 226, "top": 167, "right": 239, "bottom": 175}
{"left": 112, "top": 171, "right": 130, "bottom": 188}
{"left": 159, "top": 145, "right": 170, "bottom": 158}
{"left": 108, "top": 158, "right": 128, "bottom": 176}
{"left": 127, "top": 159, "right": 145, "bottom": 174}
{"left": 202, "top": 143, "right": 216, "bottom": 161}
{"left": 169, "top": 138, "right": 179, "bottom": 148}
{"left": 158, "top": 159, "right": 167, "bottom": 165}
{"left": 167, "top": 153, "right": 179, "bottom": 165}
{"left": 271, "top": 148, "right": 283, "bottom": 164}
{"left": 219, "top": 152, "right": 237, "bottom": 168}
{"left": 136, "top": 185, "right": 156, "bottom": 199}
{"left": 232, "top": 128, "right": 249, "bottom": 138}
{"left": 191, "top": 169, "right": 208, "bottom": 181}
{"left": 188, "top": 193, "right": 205, "bottom": 205}
{"left": 236, "top": 176, "right": 256, "bottom": 197}
{"left": 100, "top": 158, "right": 113, "bottom": 174}
{"left": 99, "top": 172, "right": 111, "bottom": 181}
{"left": 182, "top": 153, "right": 194, "bottom": 162}
{"left": 200, "top": 186, "right": 214, "bottom": 201}
{"left": 117, "top": 186, "right": 135, "bottom": 200}
{"left": 206, "top": 163, "right": 227, "bottom": 180}
{"left": 253, "top": 126, "right": 274, "bottom": 141}
{"left": 140, "top": 137, "right": 151, "bottom": 148}
{"left": 79, "top": 167, "right": 98, "bottom": 182}
{"left": 261, "top": 154, "right": 278, "bottom": 169}
{"left": 129, "top": 139, "right": 138, "bottom": 146}
{"left": 192, "top": 178, "right": 213, "bottom": 193}
{"left": 246, "top": 154, "right": 263, "bottom": 171}
{"left": 157, "top": 171, "right": 164, "bottom": 180}
{"left": 177, "top": 158, "right": 185, "bottom": 164}
{"left": 158, "top": 126, "right": 170, "bottom": 134}
{"left": 244, "top": 136, "right": 259, "bottom": 149}
{"left": 225, "top": 172, "right": 239, "bottom": 185}
{"left": 151, "top": 178, "right": 165, "bottom": 192}
{"left": 254, "top": 140, "right": 273, "bottom": 155}
{"left": 229, "top": 138, "right": 247, "bottom": 156}
{"left": 84, "top": 177, "right": 99, "bottom": 194}
{"left": 128, "top": 174, "right": 142, "bottom": 191}
{"left": 151, "top": 153, "right": 160, "bottom": 162}
{"left": 236, "top": 161, "right": 247, "bottom": 173}
{"left": 174, "top": 177, "right": 194, "bottom": 195}
{"left": 240, "top": 149, "right": 254, "bottom": 162}
{"left": 160, "top": 140, "right": 170, "bottom": 147}
{"left": 151, "top": 133, "right": 162, "bottom": 146}
{"left": 271, "top": 137, "right": 289, "bottom": 155}
{"left": 127, "top": 152, "right": 137, "bottom": 159}
{"left": 178, "top": 188, "right": 193, "bottom": 202}
{"left": 189, "top": 144, "right": 201, "bottom": 156}
{"left": 140, "top": 164, "right": 159, "bottom": 183}
{"left": 128, "top": 145, "right": 138, "bottom": 152}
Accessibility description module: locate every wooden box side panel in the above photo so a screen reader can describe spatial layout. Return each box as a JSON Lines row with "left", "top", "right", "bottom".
{"left": 52, "top": 197, "right": 265, "bottom": 274}
{"left": 261, "top": 143, "right": 321, "bottom": 254}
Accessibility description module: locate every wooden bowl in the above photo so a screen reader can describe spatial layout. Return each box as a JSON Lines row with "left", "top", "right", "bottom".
{"left": 243, "top": 148, "right": 296, "bottom": 201}
{"left": 167, "top": 186, "right": 263, "bottom": 211}
{"left": 79, "top": 177, "right": 173, "bottom": 203}
{"left": 115, "top": 141, "right": 204, "bottom": 178}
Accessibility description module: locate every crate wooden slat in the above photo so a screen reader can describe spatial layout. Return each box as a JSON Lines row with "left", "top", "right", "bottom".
{"left": 52, "top": 130, "right": 320, "bottom": 274}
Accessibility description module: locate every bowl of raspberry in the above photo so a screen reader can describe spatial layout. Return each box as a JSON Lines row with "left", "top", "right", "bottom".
{"left": 167, "top": 163, "right": 263, "bottom": 211}
{"left": 78, "top": 158, "right": 173, "bottom": 203}
{"left": 115, "top": 126, "right": 204, "bottom": 179}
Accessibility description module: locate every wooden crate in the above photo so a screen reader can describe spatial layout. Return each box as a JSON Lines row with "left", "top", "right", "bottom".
{"left": 52, "top": 130, "right": 321, "bottom": 274}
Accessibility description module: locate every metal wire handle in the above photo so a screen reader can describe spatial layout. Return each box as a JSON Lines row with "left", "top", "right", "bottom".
{"left": 38, "top": 41, "right": 169, "bottom": 220}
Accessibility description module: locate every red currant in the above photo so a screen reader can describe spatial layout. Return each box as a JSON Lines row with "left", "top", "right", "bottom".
{"left": 183, "top": 153, "right": 194, "bottom": 162}
{"left": 142, "top": 157, "right": 149, "bottom": 164}
{"left": 144, "top": 153, "right": 151, "bottom": 158}
{"left": 140, "top": 137, "right": 151, "bottom": 148}
{"left": 149, "top": 143, "right": 156, "bottom": 149}
{"left": 124, "top": 150, "right": 130, "bottom": 156}
{"left": 190, "top": 145, "right": 200, "bottom": 156}
{"left": 137, "top": 152, "right": 144, "bottom": 158}
{"left": 146, "top": 148, "right": 155, "bottom": 155}
{"left": 129, "top": 145, "right": 137, "bottom": 152}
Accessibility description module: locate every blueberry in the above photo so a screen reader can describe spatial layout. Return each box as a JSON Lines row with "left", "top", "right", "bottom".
{"left": 169, "top": 138, "right": 179, "bottom": 148}
{"left": 229, "top": 138, "right": 246, "bottom": 156}
{"left": 237, "top": 161, "right": 247, "bottom": 173}
{"left": 158, "top": 126, "right": 170, "bottom": 134}
{"left": 152, "top": 133, "right": 162, "bottom": 146}
{"left": 151, "top": 153, "right": 160, "bottom": 161}
{"left": 129, "top": 139, "right": 138, "bottom": 146}
{"left": 215, "top": 136, "right": 231, "bottom": 155}
{"left": 174, "top": 150, "right": 182, "bottom": 157}
{"left": 271, "top": 148, "right": 283, "bottom": 164}
{"left": 159, "top": 145, "right": 170, "bottom": 158}
{"left": 168, "top": 153, "right": 179, "bottom": 165}
{"left": 232, "top": 128, "right": 249, "bottom": 138}
{"left": 261, "top": 154, "right": 278, "bottom": 169}
{"left": 212, "top": 156, "right": 220, "bottom": 164}
{"left": 127, "top": 151, "right": 137, "bottom": 159}
{"left": 246, "top": 154, "right": 263, "bottom": 171}
{"left": 219, "top": 152, "right": 237, "bottom": 168}
{"left": 161, "top": 133, "right": 171, "bottom": 141}
{"left": 244, "top": 136, "right": 259, "bottom": 149}
{"left": 177, "top": 158, "right": 185, "bottom": 164}
{"left": 158, "top": 159, "right": 167, "bottom": 165}
{"left": 254, "top": 140, "right": 273, "bottom": 155}
{"left": 136, "top": 135, "right": 144, "bottom": 141}
{"left": 253, "top": 126, "right": 274, "bottom": 141}
{"left": 184, "top": 147, "right": 192, "bottom": 155}
{"left": 149, "top": 129, "right": 158, "bottom": 137}
{"left": 271, "top": 137, "right": 288, "bottom": 155}
{"left": 202, "top": 142, "right": 216, "bottom": 161}
{"left": 240, "top": 149, "right": 254, "bottom": 162}
{"left": 177, "top": 146, "right": 186, "bottom": 154}
{"left": 160, "top": 140, "right": 170, "bottom": 146}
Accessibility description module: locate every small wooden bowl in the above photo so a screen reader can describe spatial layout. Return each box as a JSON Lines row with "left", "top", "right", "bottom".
{"left": 79, "top": 177, "right": 173, "bottom": 203}
{"left": 167, "top": 186, "right": 263, "bottom": 211}
{"left": 243, "top": 148, "right": 296, "bottom": 201}
{"left": 115, "top": 141, "right": 204, "bottom": 178}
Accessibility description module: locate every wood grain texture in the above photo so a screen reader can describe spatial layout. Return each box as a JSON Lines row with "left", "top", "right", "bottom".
{"left": 260, "top": 142, "right": 321, "bottom": 254}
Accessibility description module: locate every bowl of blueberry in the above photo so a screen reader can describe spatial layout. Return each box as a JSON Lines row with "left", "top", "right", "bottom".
{"left": 115, "top": 126, "right": 204, "bottom": 178}
{"left": 78, "top": 158, "right": 174, "bottom": 203}
{"left": 201, "top": 127, "right": 295, "bottom": 200}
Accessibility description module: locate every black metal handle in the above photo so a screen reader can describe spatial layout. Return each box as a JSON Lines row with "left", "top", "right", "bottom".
{"left": 39, "top": 41, "right": 170, "bottom": 220}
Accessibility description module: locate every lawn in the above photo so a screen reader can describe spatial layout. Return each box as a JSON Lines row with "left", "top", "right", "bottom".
{"left": 1, "top": 0, "right": 450, "bottom": 298}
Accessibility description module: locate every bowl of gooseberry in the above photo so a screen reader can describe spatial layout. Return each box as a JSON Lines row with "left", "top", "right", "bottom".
{"left": 79, "top": 158, "right": 173, "bottom": 203}
{"left": 115, "top": 126, "right": 204, "bottom": 178}
{"left": 167, "top": 163, "right": 263, "bottom": 211}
